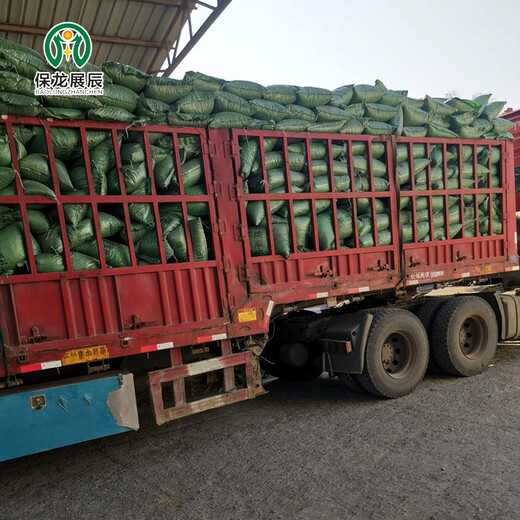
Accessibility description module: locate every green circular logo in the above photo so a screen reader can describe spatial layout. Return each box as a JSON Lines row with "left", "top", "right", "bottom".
{"left": 43, "top": 22, "right": 92, "bottom": 69}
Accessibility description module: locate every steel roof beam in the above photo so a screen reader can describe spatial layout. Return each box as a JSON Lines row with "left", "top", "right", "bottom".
{"left": 0, "top": 23, "right": 167, "bottom": 49}
{"left": 160, "top": 0, "right": 231, "bottom": 75}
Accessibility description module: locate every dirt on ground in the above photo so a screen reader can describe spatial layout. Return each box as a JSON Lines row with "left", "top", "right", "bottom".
{"left": 2, "top": 344, "right": 520, "bottom": 520}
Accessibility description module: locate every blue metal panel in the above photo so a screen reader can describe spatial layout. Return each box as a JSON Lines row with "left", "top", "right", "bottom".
{"left": 0, "top": 371, "right": 138, "bottom": 462}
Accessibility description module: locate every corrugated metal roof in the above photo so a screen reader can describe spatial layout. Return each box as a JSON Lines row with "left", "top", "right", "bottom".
{"left": 0, "top": 0, "right": 231, "bottom": 75}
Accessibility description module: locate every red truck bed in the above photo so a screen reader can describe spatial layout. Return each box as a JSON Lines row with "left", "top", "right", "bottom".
{"left": 0, "top": 117, "right": 516, "bottom": 390}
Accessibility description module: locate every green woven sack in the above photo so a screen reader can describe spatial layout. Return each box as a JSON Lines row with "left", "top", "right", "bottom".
{"left": 239, "top": 137, "right": 278, "bottom": 178}
{"left": 37, "top": 224, "right": 63, "bottom": 254}
{"left": 63, "top": 193, "right": 90, "bottom": 228}
{"left": 222, "top": 80, "right": 266, "bottom": 101}
{"left": 0, "top": 166, "right": 15, "bottom": 190}
{"left": 427, "top": 124, "right": 458, "bottom": 139}
{"left": 446, "top": 97, "right": 479, "bottom": 114}
{"left": 276, "top": 119, "right": 309, "bottom": 132}
{"left": 288, "top": 142, "right": 345, "bottom": 160}
{"left": 41, "top": 107, "right": 85, "bottom": 120}
{"left": 316, "top": 211, "right": 336, "bottom": 251}
{"left": 357, "top": 214, "right": 390, "bottom": 237}
{"left": 98, "top": 83, "right": 139, "bottom": 112}
{"left": 329, "top": 85, "right": 354, "bottom": 107}
{"left": 401, "top": 126, "right": 428, "bottom": 137}
{"left": 364, "top": 121, "right": 395, "bottom": 135}
{"left": 0, "top": 92, "right": 41, "bottom": 116}
{"left": 175, "top": 91, "right": 215, "bottom": 115}
{"left": 308, "top": 160, "right": 348, "bottom": 177}
{"left": 355, "top": 229, "right": 392, "bottom": 248}
{"left": 343, "top": 103, "right": 365, "bottom": 118}
{"left": 0, "top": 70, "right": 34, "bottom": 97}
{"left": 364, "top": 103, "right": 399, "bottom": 122}
{"left": 102, "top": 61, "right": 149, "bottom": 92}
{"left": 19, "top": 153, "right": 74, "bottom": 191}
{"left": 69, "top": 166, "right": 107, "bottom": 195}
{"left": 292, "top": 199, "right": 331, "bottom": 216}
{"left": 296, "top": 87, "right": 333, "bottom": 108}
{"left": 249, "top": 225, "right": 270, "bottom": 257}
{"left": 457, "top": 126, "right": 485, "bottom": 139}
{"left": 403, "top": 105, "right": 429, "bottom": 126}
{"left": 29, "top": 127, "right": 108, "bottom": 161}
{"left": 213, "top": 91, "right": 252, "bottom": 116}
{"left": 154, "top": 156, "right": 176, "bottom": 189}
{"left": 472, "top": 118, "right": 494, "bottom": 134}
{"left": 209, "top": 111, "right": 254, "bottom": 129}
{"left": 352, "top": 84, "right": 384, "bottom": 104}
{"left": 429, "top": 113, "right": 451, "bottom": 128}
{"left": 35, "top": 253, "right": 65, "bottom": 273}
{"left": 122, "top": 161, "right": 150, "bottom": 193}
{"left": 248, "top": 169, "right": 306, "bottom": 192}
{"left": 23, "top": 179, "right": 56, "bottom": 199}
{"left": 71, "top": 251, "right": 100, "bottom": 271}
{"left": 134, "top": 95, "right": 170, "bottom": 117}
{"left": 250, "top": 99, "right": 290, "bottom": 122}
{"left": 307, "top": 121, "right": 344, "bottom": 133}
{"left": 352, "top": 156, "right": 387, "bottom": 177}
{"left": 424, "top": 95, "right": 456, "bottom": 116}
{"left": 118, "top": 221, "right": 150, "bottom": 245}
{"left": 482, "top": 101, "right": 506, "bottom": 120}
{"left": 340, "top": 118, "right": 365, "bottom": 135}
{"left": 311, "top": 175, "right": 350, "bottom": 193}
{"left": 379, "top": 89, "right": 407, "bottom": 107}
{"left": 251, "top": 151, "right": 305, "bottom": 174}
{"left": 184, "top": 71, "right": 225, "bottom": 93}
{"left": 43, "top": 95, "right": 102, "bottom": 110}
{"left": 396, "top": 144, "right": 427, "bottom": 163}
{"left": 0, "top": 222, "right": 40, "bottom": 274}
{"left": 0, "top": 125, "right": 34, "bottom": 145}
{"left": 356, "top": 198, "right": 386, "bottom": 215}
{"left": 450, "top": 112, "right": 477, "bottom": 129}
{"left": 315, "top": 105, "right": 351, "bottom": 122}
{"left": 286, "top": 104, "right": 316, "bottom": 123}
{"left": 145, "top": 77, "right": 192, "bottom": 103}
{"left": 352, "top": 176, "right": 389, "bottom": 192}
{"left": 263, "top": 85, "right": 297, "bottom": 105}
{"left": 0, "top": 40, "right": 50, "bottom": 79}
{"left": 87, "top": 107, "right": 133, "bottom": 122}
{"left": 492, "top": 118, "right": 515, "bottom": 133}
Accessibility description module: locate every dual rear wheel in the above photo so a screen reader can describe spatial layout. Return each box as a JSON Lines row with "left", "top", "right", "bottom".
{"left": 339, "top": 297, "right": 498, "bottom": 398}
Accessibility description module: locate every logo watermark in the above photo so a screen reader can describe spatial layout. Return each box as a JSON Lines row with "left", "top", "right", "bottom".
{"left": 34, "top": 22, "right": 103, "bottom": 96}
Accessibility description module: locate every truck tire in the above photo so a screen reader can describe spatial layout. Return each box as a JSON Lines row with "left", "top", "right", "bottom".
{"left": 416, "top": 297, "right": 450, "bottom": 373}
{"left": 357, "top": 309, "right": 429, "bottom": 398}
{"left": 431, "top": 297, "right": 498, "bottom": 377}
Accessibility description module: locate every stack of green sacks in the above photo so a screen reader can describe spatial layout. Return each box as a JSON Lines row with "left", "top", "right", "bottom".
{"left": 397, "top": 143, "right": 503, "bottom": 242}
{"left": 241, "top": 137, "right": 391, "bottom": 257}
{"left": 242, "top": 135, "right": 504, "bottom": 257}
{"left": 0, "top": 122, "right": 212, "bottom": 275}
{"left": 0, "top": 39, "right": 515, "bottom": 138}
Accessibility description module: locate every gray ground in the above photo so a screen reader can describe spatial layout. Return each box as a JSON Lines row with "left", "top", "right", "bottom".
{"left": 2, "top": 343, "right": 520, "bottom": 520}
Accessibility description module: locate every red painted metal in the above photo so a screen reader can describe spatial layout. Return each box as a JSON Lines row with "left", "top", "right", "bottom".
{"left": 0, "top": 117, "right": 517, "bottom": 389}
{"left": 501, "top": 109, "right": 520, "bottom": 166}
{"left": 500, "top": 110, "right": 520, "bottom": 212}
{"left": 229, "top": 130, "right": 401, "bottom": 303}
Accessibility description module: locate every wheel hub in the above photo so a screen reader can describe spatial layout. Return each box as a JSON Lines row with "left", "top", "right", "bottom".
{"left": 380, "top": 332, "right": 413, "bottom": 378}
{"left": 459, "top": 316, "right": 487, "bottom": 359}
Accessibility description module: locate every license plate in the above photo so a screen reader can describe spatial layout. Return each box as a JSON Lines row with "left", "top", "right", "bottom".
{"left": 63, "top": 345, "right": 109, "bottom": 366}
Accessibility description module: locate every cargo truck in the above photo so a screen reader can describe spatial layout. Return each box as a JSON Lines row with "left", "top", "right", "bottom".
{"left": 1, "top": 115, "right": 519, "bottom": 462}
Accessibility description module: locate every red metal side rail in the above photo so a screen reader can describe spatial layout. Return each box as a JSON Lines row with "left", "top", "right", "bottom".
{"left": 0, "top": 117, "right": 241, "bottom": 378}
{"left": 228, "top": 129, "right": 401, "bottom": 306}
{"left": 399, "top": 138, "right": 518, "bottom": 286}
{"left": 500, "top": 110, "right": 520, "bottom": 211}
